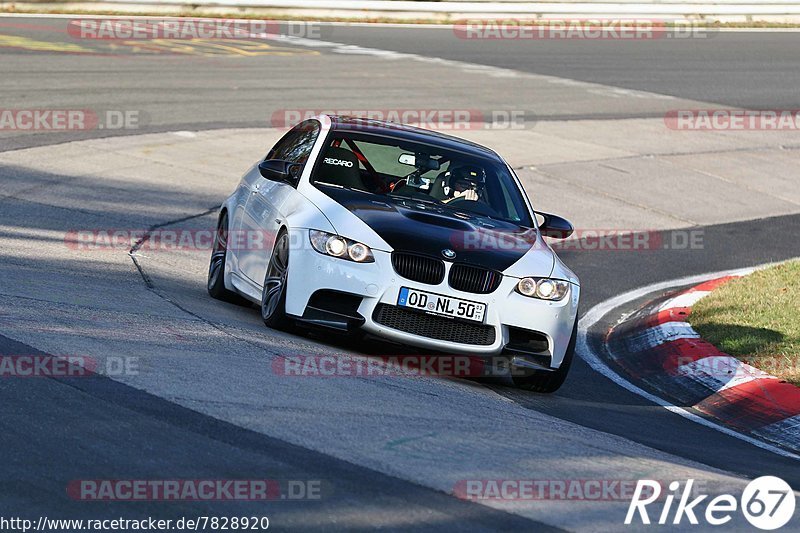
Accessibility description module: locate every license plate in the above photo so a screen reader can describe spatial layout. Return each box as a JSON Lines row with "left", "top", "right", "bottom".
{"left": 397, "top": 287, "right": 486, "bottom": 323}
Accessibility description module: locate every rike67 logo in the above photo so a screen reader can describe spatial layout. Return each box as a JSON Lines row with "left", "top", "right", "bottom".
{"left": 626, "top": 477, "right": 795, "bottom": 530}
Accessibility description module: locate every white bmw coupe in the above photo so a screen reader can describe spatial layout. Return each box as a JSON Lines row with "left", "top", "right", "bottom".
{"left": 209, "top": 115, "right": 580, "bottom": 392}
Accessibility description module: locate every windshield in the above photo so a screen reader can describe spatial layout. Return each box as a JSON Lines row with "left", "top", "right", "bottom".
{"left": 311, "top": 131, "right": 532, "bottom": 225}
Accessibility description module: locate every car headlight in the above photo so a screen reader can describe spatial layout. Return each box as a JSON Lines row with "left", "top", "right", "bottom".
{"left": 309, "top": 230, "right": 375, "bottom": 263}
{"left": 516, "top": 277, "right": 569, "bottom": 301}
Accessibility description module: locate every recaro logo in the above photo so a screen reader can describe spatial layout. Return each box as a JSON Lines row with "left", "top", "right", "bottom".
{"left": 323, "top": 158, "right": 353, "bottom": 168}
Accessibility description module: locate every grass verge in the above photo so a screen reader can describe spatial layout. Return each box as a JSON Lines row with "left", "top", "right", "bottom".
{"left": 689, "top": 261, "right": 800, "bottom": 386}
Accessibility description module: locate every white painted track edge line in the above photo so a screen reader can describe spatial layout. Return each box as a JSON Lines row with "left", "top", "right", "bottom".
{"left": 577, "top": 261, "right": 800, "bottom": 461}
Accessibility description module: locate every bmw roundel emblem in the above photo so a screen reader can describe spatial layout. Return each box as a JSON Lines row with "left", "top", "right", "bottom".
{"left": 441, "top": 249, "right": 456, "bottom": 259}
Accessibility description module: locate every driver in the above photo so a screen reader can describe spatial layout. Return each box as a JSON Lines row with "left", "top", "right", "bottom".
{"left": 442, "top": 165, "right": 486, "bottom": 204}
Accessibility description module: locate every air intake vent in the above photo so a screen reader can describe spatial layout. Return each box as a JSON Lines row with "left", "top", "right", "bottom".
{"left": 391, "top": 252, "right": 445, "bottom": 285}
{"left": 373, "top": 304, "right": 496, "bottom": 346}
{"left": 449, "top": 264, "right": 503, "bottom": 294}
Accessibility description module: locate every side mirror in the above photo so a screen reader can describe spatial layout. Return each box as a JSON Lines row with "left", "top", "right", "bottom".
{"left": 537, "top": 212, "right": 574, "bottom": 239}
{"left": 259, "top": 159, "right": 301, "bottom": 186}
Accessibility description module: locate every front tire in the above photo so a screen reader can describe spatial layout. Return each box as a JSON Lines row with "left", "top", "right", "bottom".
{"left": 261, "top": 230, "right": 292, "bottom": 330}
{"left": 511, "top": 318, "right": 577, "bottom": 393}
{"left": 208, "top": 211, "right": 248, "bottom": 305}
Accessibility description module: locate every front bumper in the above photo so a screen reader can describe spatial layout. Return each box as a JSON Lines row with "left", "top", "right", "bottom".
{"left": 285, "top": 234, "right": 579, "bottom": 368}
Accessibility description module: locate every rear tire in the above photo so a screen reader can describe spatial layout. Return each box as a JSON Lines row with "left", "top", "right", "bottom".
{"left": 261, "top": 230, "right": 292, "bottom": 330}
{"left": 511, "top": 318, "right": 578, "bottom": 393}
{"left": 207, "top": 212, "right": 249, "bottom": 305}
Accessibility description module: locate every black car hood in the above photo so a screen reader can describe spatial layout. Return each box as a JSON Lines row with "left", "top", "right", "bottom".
{"left": 320, "top": 186, "right": 543, "bottom": 272}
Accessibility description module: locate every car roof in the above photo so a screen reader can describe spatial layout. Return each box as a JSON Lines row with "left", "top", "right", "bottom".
{"left": 326, "top": 115, "right": 504, "bottom": 162}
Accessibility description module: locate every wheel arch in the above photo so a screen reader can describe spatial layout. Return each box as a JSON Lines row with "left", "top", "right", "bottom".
{"left": 217, "top": 206, "right": 229, "bottom": 225}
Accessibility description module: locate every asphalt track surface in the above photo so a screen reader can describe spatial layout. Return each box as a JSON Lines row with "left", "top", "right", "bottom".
{"left": 1, "top": 16, "right": 799, "bottom": 530}
{"left": 321, "top": 26, "right": 800, "bottom": 112}
{"left": 3, "top": 19, "right": 800, "bottom": 148}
